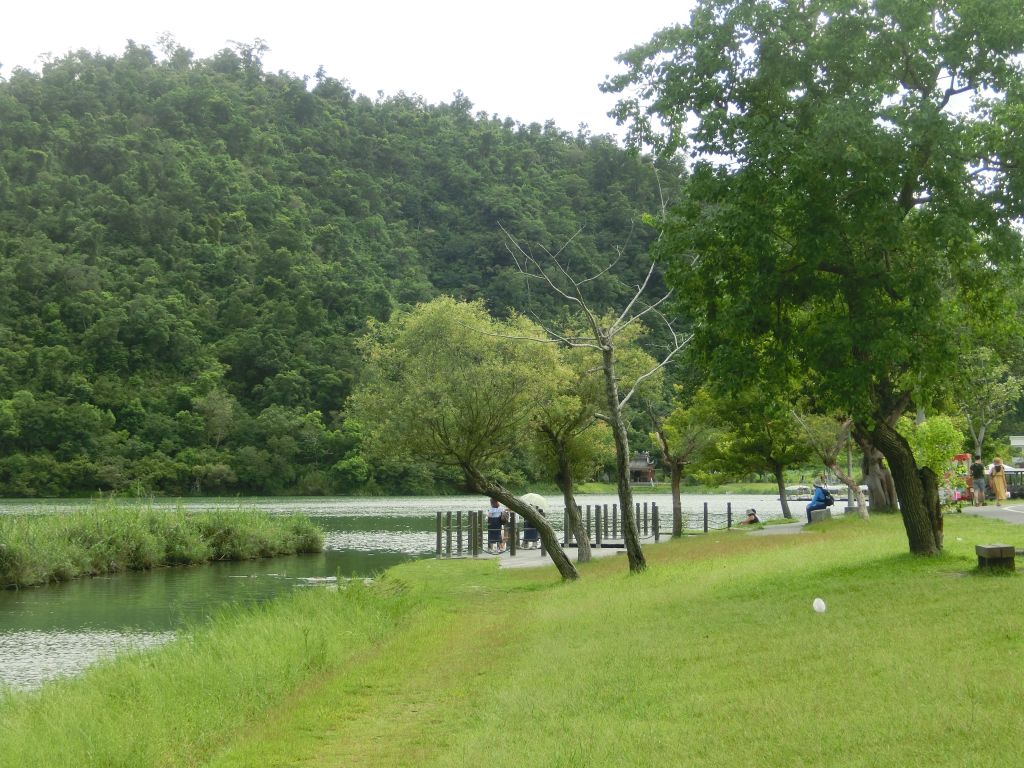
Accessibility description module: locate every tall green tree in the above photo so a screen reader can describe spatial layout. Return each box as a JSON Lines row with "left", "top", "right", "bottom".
{"left": 647, "top": 387, "right": 720, "bottom": 536}
{"left": 957, "top": 347, "right": 1023, "bottom": 458}
{"left": 347, "top": 297, "right": 579, "bottom": 580}
{"left": 606, "top": 0, "right": 1024, "bottom": 554}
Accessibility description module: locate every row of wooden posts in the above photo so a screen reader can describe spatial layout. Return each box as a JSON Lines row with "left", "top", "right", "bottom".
{"left": 435, "top": 501, "right": 752, "bottom": 558}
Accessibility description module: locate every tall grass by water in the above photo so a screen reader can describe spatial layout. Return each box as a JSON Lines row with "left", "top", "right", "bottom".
{"left": 1, "top": 512, "right": 1022, "bottom": 766}
{"left": 0, "top": 502, "right": 323, "bottom": 588}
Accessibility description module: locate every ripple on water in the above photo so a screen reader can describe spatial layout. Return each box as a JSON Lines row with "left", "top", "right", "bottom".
{"left": 323, "top": 529, "right": 436, "bottom": 555}
{"left": 0, "top": 630, "right": 175, "bottom": 691}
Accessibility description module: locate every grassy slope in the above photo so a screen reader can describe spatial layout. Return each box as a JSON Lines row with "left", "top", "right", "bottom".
{"left": 2, "top": 513, "right": 1022, "bottom": 767}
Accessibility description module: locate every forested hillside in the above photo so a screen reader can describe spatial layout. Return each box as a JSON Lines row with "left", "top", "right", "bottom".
{"left": 0, "top": 42, "right": 674, "bottom": 496}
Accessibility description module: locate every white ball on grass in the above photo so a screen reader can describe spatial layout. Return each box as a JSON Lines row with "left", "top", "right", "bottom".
{"left": 812, "top": 597, "right": 827, "bottom": 613}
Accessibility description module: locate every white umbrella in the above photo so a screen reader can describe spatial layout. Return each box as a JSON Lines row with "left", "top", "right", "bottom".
{"left": 518, "top": 493, "right": 550, "bottom": 514}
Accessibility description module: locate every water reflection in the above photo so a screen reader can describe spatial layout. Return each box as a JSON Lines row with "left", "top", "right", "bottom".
{"left": 0, "top": 631, "right": 175, "bottom": 690}
{"left": 0, "top": 493, "right": 785, "bottom": 689}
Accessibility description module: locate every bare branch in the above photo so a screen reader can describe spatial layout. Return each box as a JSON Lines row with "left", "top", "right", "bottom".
{"left": 576, "top": 244, "right": 625, "bottom": 286}
{"left": 612, "top": 289, "right": 676, "bottom": 336}
{"left": 619, "top": 333, "right": 693, "bottom": 409}
{"left": 610, "top": 260, "right": 659, "bottom": 335}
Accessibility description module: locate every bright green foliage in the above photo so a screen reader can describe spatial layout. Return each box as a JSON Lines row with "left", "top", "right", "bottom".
{"left": 348, "top": 297, "right": 566, "bottom": 480}
{"left": 703, "top": 383, "right": 812, "bottom": 485}
{"left": 0, "top": 43, "right": 673, "bottom": 496}
{"left": 958, "top": 347, "right": 1024, "bottom": 457}
{"left": 530, "top": 343, "right": 617, "bottom": 487}
{"left": 653, "top": 388, "right": 721, "bottom": 469}
{"left": 608, "top": 0, "right": 1024, "bottom": 420}
{"left": 897, "top": 414, "right": 966, "bottom": 477}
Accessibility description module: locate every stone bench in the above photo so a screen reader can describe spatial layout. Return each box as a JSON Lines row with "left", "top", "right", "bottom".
{"left": 975, "top": 544, "right": 1016, "bottom": 571}
{"left": 808, "top": 508, "right": 832, "bottom": 523}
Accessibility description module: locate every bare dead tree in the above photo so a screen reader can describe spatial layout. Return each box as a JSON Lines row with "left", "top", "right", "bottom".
{"left": 502, "top": 226, "right": 691, "bottom": 572}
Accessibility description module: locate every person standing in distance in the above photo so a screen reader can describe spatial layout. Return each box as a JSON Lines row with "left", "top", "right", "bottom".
{"left": 487, "top": 498, "right": 505, "bottom": 553}
{"left": 969, "top": 456, "right": 987, "bottom": 505}
{"left": 989, "top": 457, "right": 1008, "bottom": 507}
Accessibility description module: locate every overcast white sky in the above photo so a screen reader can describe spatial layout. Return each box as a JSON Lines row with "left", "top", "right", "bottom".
{"left": 1, "top": 1, "right": 693, "bottom": 140}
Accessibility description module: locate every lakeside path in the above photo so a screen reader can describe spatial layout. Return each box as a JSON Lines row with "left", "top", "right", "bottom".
{"left": 497, "top": 502, "right": 1024, "bottom": 569}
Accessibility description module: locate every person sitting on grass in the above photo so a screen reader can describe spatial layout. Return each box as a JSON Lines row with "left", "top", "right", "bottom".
{"left": 739, "top": 508, "right": 760, "bottom": 526}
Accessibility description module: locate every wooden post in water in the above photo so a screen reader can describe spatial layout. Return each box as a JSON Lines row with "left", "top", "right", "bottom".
{"left": 653, "top": 502, "right": 660, "bottom": 542}
{"left": 703, "top": 502, "right": 709, "bottom": 533}
{"left": 445, "top": 511, "right": 452, "bottom": 557}
{"left": 727, "top": 502, "right": 732, "bottom": 529}
{"left": 436, "top": 511, "right": 442, "bottom": 557}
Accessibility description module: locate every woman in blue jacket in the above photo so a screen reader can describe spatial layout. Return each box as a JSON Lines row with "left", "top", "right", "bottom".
{"left": 805, "top": 481, "right": 830, "bottom": 524}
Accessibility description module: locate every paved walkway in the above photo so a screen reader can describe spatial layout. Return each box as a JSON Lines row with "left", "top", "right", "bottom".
{"left": 495, "top": 544, "right": 625, "bottom": 569}
{"left": 957, "top": 502, "right": 1024, "bottom": 525}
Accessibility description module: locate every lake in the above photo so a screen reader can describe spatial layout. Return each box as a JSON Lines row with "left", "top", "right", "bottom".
{"left": 0, "top": 492, "right": 788, "bottom": 690}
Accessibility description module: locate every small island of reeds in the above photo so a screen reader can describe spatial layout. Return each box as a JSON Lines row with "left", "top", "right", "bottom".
{"left": 0, "top": 502, "right": 324, "bottom": 589}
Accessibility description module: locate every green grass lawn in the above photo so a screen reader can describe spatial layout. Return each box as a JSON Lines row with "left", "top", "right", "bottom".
{"left": 1, "top": 513, "right": 1022, "bottom": 767}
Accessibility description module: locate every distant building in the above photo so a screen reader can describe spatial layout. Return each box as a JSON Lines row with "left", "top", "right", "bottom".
{"left": 629, "top": 451, "right": 656, "bottom": 484}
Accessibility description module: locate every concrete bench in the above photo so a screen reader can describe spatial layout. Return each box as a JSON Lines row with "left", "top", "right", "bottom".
{"left": 809, "top": 508, "right": 832, "bottom": 523}
{"left": 975, "top": 544, "right": 1016, "bottom": 571}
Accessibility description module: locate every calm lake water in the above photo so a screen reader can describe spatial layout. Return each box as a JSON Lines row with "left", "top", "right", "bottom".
{"left": 0, "top": 492, "right": 787, "bottom": 690}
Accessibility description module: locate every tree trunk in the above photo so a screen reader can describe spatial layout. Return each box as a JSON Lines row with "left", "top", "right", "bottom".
{"left": 554, "top": 446, "right": 591, "bottom": 563}
{"left": 968, "top": 419, "right": 986, "bottom": 460}
{"left": 855, "top": 434, "right": 897, "bottom": 512}
{"left": 464, "top": 467, "right": 579, "bottom": 580}
{"left": 670, "top": 461, "right": 684, "bottom": 537}
{"left": 918, "top": 465, "right": 943, "bottom": 549}
{"left": 601, "top": 344, "right": 645, "bottom": 571}
{"left": 858, "top": 420, "right": 941, "bottom": 555}
{"left": 826, "top": 461, "right": 869, "bottom": 519}
{"left": 773, "top": 463, "right": 793, "bottom": 519}
{"left": 651, "top": 419, "right": 685, "bottom": 536}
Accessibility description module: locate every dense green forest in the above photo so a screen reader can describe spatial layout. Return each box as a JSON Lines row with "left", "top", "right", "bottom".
{"left": 0, "top": 42, "right": 676, "bottom": 497}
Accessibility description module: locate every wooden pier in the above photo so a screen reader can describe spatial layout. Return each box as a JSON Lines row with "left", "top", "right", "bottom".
{"left": 434, "top": 500, "right": 760, "bottom": 558}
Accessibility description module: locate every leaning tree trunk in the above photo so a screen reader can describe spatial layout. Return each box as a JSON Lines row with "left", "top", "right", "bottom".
{"left": 553, "top": 445, "right": 591, "bottom": 563}
{"left": 772, "top": 462, "right": 794, "bottom": 519}
{"left": 859, "top": 420, "right": 941, "bottom": 555}
{"left": 600, "top": 343, "right": 645, "bottom": 572}
{"left": 826, "top": 461, "right": 869, "bottom": 519}
{"left": 464, "top": 467, "right": 579, "bottom": 580}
